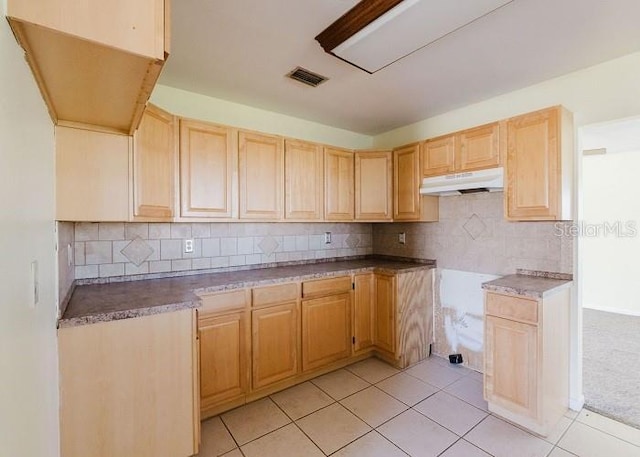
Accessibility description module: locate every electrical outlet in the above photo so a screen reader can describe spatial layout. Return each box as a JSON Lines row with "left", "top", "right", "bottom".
{"left": 184, "top": 239, "right": 194, "bottom": 253}
{"left": 398, "top": 232, "right": 406, "bottom": 244}
{"left": 324, "top": 232, "right": 332, "bottom": 244}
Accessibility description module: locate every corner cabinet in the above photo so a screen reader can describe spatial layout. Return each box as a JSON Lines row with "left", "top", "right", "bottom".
{"left": 484, "top": 288, "right": 571, "bottom": 436}
{"left": 132, "top": 104, "right": 177, "bottom": 220}
{"left": 393, "top": 143, "right": 439, "bottom": 222}
{"left": 505, "top": 106, "right": 573, "bottom": 221}
{"left": 58, "top": 310, "right": 199, "bottom": 457}
{"left": 6, "top": 0, "right": 170, "bottom": 134}
{"left": 355, "top": 150, "right": 393, "bottom": 221}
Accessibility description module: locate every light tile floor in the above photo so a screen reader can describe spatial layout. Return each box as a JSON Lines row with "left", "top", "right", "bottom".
{"left": 196, "top": 356, "right": 640, "bottom": 457}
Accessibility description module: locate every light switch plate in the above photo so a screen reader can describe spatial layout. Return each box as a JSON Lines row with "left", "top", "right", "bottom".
{"left": 398, "top": 232, "right": 406, "bottom": 244}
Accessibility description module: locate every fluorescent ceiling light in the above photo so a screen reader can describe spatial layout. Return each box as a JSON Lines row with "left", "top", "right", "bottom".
{"left": 316, "top": 0, "right": 514, "bottom": 73}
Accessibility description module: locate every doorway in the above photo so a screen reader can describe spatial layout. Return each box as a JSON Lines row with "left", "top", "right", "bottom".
{"left": 579, "top": 117, "right": 640, "bottom": 429}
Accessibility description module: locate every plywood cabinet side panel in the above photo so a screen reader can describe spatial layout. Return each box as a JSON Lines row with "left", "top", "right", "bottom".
{"left": 285, "top": 139, "right": 324, "bottom": 220}
{"left": 422, "top": 135, "right": 455, "bottom": 177}
{"left": 373, "top": 273, "right": 396, "bottom": 355}
{"left": 59, "top": 310, "right": 197, "bottom": 457}
{"left": 179, "top": 119, "right": 234, "bottom": 218}
{"left": 55, "top": 126, "right": 130, "bottom": 221}
{"left": 393, "top": 143, "right": 421, "bottom": 221}
{"left": 355, "top": 151, "right": 393, "bottom": 221}
{"left": 324, "top": 147, "right": 354, "bottom": 221}
{"left": 7, "top": 0, "right": 167, "bottom": 59}
{"left": 457, "top": 122, "right": 500, "bottom": 171}
{"left": 239, "top": 131, "right": 284, "bottom": 220}
{"left": 396, "top": 269, "right": 432, "bottom": 367}
{"left": 353, "top": 273, "right": 375, "bottom": 352}
{"left": 132, "top": 104, "right": 176, "bottom": 220}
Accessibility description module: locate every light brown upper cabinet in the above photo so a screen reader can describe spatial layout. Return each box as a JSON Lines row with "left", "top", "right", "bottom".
{"left": 284, "top": 140, "right": 323, "bottom": 221}
{"left": 457, "top": 122, "right": 500, "bottom": 171}
{"left": 324, "top": 147, "right": 355, "bottom": 221}
{"left": 6, "top": 0, "right": 170, "bottom": 134}
{"left": 180, "top": 120, "right": 236, "bottom": 219}
{"left": 132, "top": 104, "right": 177, "bottom": 220}
{"left": 422, "top": 123, "right": 501, "bottom": 177}
{"left": 505, "top": 106, "right": 573, "bottom": 221}
{"left": 355, "top": 151, "right": 393, "bottom": 221}
{"left": 422, "top": 135, "right": 456, "bottom": 177}
{"left": 393, "top": 143, "right": 439, "bottom": 222}
{"left": 55, "top": 126, "right": 130, "bottom": 222}
{"left": 239, "top": 131, "right": 284, "bottom": 220}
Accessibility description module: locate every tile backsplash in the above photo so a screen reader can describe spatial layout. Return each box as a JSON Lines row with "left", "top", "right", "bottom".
{"left": 373, "top": 192, "right": 573, "bottom": 276}
{"left": 73, "top": 222, "right": 373, "bottom": 280}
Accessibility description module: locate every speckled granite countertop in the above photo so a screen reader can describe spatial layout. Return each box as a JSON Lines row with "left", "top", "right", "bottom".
{"left": 60, "top": 258, "right": 434, "bottom": 328}
{"left": 482, "top": 269, "right": 573, "bottom": 299}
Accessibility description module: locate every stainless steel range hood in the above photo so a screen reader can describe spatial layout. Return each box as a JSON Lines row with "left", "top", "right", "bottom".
{"left": 419, "top": 167, "right": 504, "bottom": 196}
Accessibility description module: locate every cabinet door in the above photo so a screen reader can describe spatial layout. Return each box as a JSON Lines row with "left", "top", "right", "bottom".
{"left": 393, "top": 143, "right": 421, "bottom": 221}
{"left": 132, "top": 104, "right": 176, "bottom": 219}
{"left": 355, "top": 151, "right": 392, "bottom": 221}
{"left": 374, "top": 273, "right": 396, "bottom": 355}
{"left": 252, "top": 302, "right": 299, "bottom": 389}
{"left": 239, "top": 131, "right": 284, "bottom": 220}
{"left": 302, "top": 293, "right": 351, "bottom": 371}
{"left": 180, "top": 120, "right": 235, "bottom": 218}
{"left": 353, "top": 273, "right": 374, "bottom": 353}
{"left": 56, "top": 126, "right": 130, "bottom": 221}
{"left": 457, "top": 122, "right": 500, "bottom": 172}
{"left": 485, "top": 315, "right": 538, "bottom": 419}
{"left": 422, "top": 135, "right": 455, "bottom": 177}
{"left": 324, "top": 147, "right": 354, "bottom": 221}
{"left": 285, "top": 139, "right": 323, "bottom": 220}
{"left": 199, "top": 311, "right": 249, "bottom": 410}
{"left": 505, "top": 107, "right": 560, "bottom": 220}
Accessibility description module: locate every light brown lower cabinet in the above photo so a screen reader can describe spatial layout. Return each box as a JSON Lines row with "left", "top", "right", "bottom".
{"left": 197, "top": 269, "right": 434, "bottom": 417}
{"left": 58, "top": 310, "right": 199, "bottom": 457}
{"left": 197, "top": 288, "right": 251, "bottom": 418}
{"left": 484, "top": 288, "right": 571, "bottom": 436}
{"left": 252, "top": 301, "right": 300, "bottom": 389}
{"left": 302, "top": 292, "right": 352, "bottom": 372}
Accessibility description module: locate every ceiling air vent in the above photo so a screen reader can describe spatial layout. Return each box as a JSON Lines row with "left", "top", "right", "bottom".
{"left": 286, "top": 67, "right": 328, "bottom": 87}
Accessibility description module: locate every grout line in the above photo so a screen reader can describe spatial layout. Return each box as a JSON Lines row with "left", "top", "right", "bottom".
{"left": 268, "top": 398, "right": 328, "bottom": 456}
{"left": 569, "top": 419, "right": 640, "bottom": 448}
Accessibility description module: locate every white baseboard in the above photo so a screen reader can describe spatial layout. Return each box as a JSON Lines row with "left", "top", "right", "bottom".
{"left": 569, "top": 395, "right": 585, "bottom": 411}
{"left": 583, "top": 304, "right": 640, "bottom": 317}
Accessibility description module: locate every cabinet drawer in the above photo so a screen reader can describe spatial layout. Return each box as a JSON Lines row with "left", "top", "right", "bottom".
{"left": 486, "top": 292, "right": 538, "bottom": 324}
{"left": 302, "top": 276, "right": 352, "bottom": 298}
{"left": 252, "top": 282, "right": 299, "bottom": 307}
{"left": 198, "top": 289, "right": 249, "bottom": 316}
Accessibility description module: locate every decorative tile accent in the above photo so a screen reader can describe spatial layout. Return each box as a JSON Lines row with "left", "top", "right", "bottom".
{"left": 463, "top": 214, "right": 487, "bottom": 240}
{"left": 259, "top": 236, "right": 279, "bottom": 256}
{"left": 346, "top": 233, "right": 360, "bottom": 249}
{"left": 121, "top": 237, "right": 154, "bottom": 267}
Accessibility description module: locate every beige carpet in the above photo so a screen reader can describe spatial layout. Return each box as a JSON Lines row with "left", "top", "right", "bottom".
{"left": 583, "top": 308, "right": 640, "bottom": 429}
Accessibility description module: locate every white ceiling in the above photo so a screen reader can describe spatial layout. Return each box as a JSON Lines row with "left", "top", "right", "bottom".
{"left": 160, "top": 0, "right": 640, "bottom": 135}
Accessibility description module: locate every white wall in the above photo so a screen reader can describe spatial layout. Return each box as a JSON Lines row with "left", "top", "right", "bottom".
{"left": 0, "top": 6, "right": 60, "bottom": 456}
{"left": 582, "top": 150, "right": 640, "bottom": 315}
{"left": 151, "top": 85, "right": 374, "bottom": 150}
{"left": 373, "top": 51, "right": 640, "bottom": 148}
